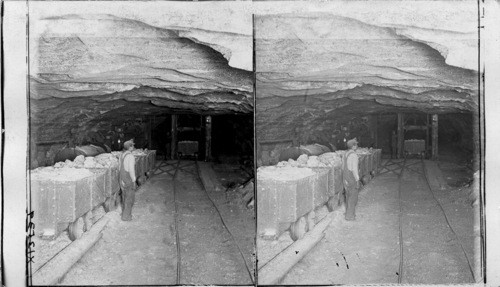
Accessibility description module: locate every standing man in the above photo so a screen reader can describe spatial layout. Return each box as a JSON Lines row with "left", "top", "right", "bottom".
{"left": 343, "top": 138, "right": 360, "bottom": 221}
{"left": 120, "top": 139, "right": 137, "bottom": 221}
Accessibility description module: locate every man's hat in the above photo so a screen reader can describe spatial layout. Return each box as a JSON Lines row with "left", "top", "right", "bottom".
{"left": 123, "top": 139, "right": 135, "bottom": 149}
{"left": 347, "top": 138, "right": 359, "bottom": 149}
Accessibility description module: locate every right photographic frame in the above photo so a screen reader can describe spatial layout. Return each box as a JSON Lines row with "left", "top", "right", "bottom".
{"left": 254, "top": 1, "right": 483, "bottom": 285}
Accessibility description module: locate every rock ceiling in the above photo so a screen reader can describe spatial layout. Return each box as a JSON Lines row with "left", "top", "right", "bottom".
{"left": 255, "top": 12, "right": 478, "bottom": 142}
{"left": 30, "top": 3, "right": 479, "bottom": 144}
{"left": 30, "top": 13, "right": 253, "bottom": 140}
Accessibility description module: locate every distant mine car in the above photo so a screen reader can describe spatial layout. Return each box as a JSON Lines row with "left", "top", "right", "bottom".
{"left": 257, "top": 148, "right": 381, "bottom": 241}
{"left": 178, "top": 140, "right": 199, "bottom": 159}
{"left": 30, "top": 150, "right": 156, "bottom": 241}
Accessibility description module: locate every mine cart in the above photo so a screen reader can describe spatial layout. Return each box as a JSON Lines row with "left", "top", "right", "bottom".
{"left": 404, "top": 139, "right": 426, "bottom": 158}
{"left": 31, "top": 168, "right": 107, "bottom": 241}
{"left": 134, "top": 153, "right": 148, "bottom": 178}
{"left": 357, "top": 153, "right": 370, "bottom": 179}
{"left": 83, "top": 166, "right": 120, "bottom": 212}
{"left": 372, "top": 149, "right": 382, "bottom": 174}
{"left": 362, "top": 153, "right": 369, "bottom": 177}
{"left": 317, "top": 152, "right": 344, "bottom": 210}
{"left": 178, "top": 140, "right": 199, "bottom": 159}
{"left": 257, "top": 166, "right": 329, "bottom": 241}
{"left": 146, "top": 150, "right": 157, "bottom": 173}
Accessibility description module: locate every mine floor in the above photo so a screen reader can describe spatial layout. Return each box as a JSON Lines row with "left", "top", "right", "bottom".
{"left": 59, "top": 160, "right": 254, "bottom": 285}
{"left": 272, "top": 158, "right": 479, "bottom": 285}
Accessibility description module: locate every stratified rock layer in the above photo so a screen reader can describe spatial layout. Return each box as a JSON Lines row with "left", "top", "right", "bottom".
{"left": 30, "top": 14, "right": 253, "bottom": 142}
{"left": 255, "top": 12, "right": 478, "bottom": 143}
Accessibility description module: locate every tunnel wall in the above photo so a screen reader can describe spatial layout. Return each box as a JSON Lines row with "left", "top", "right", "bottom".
{"left": 439, "top": 113, "right": 474, "bottom": 153}
{"left": 30, "top": 116, "right": 154, "bottom": 169}
{"left": 256, "top": 114, "right": 378, "bottom": 166}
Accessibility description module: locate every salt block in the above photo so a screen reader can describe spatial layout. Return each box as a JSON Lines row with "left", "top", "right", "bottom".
{"left": 277, "top": 161, "right": 287, "bottom": 167}
{"left": 296, "top": 154, "right": 308, "bottom": 165}
{"left": 74, "top": 155, "right": 85, "bottom": 165}
{"left": 306, "top": 156, "right": 321, "bottom": 167}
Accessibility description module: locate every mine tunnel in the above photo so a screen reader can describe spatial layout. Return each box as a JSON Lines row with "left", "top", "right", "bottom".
{"left": 256, "top": 11, "right": 481, "bottom": 285}
{"left": 28, "top": 13, "right": 255, "bottom": 285}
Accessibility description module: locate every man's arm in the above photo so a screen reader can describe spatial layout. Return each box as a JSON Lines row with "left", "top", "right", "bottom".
{"left": 125, "top": 154, "right": 137, "bottom": 183}
{"left": 352, "top": 155, "right": 359, "bottom": 181}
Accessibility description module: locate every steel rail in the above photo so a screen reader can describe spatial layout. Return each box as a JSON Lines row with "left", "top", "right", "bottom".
{"left": 172, "top": 160, "right": 182, "bottom": 285}
{"left": 420, "top": 158, "right": 476, "bottom": 282}
{"left": 193, "top": 161, "right": 255, "bottom": 284}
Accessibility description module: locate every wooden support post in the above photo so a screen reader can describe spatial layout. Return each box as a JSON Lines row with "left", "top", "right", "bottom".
{"left": 205, "top": 115, "right": 212, "bottom": 161}
{"left": 432, "top": 114, "right": 438, "bottom": 160}
{"left": 171, "top": 115, "right": 178, "bottom": 160}
{"left": 372, "top": 114, "right": 378, "bottom": 148}
{"left": 426, "top": 114, "right": 430, "bottom": 157}
{"left": 147, "top": 117, "right": 152, "bottom": 150}
{"left": 397, "top": 113, "right": 404, "bottom": 158}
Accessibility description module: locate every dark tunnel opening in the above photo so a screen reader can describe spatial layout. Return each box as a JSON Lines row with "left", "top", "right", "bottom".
{"left": 212, "top": 114, "right": 254, "bottom": 164}
{"left": 149, "top": 113, "right": 254, "bottom": 165}
{"left": 375, "top": 111, "right": 474, "bottom": 163}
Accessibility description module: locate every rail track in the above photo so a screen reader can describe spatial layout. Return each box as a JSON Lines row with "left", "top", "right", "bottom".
{"left": 34, "top": 159, "right": 254, "bottom": 285}
{"left": 157, "top": 159, "right": 255, "bottom": 285}
{"left": 273, "top": 157, "right": 478, "bottom": 284}
{"left": 396, "top": 157, "right": 476, "bottom": 283}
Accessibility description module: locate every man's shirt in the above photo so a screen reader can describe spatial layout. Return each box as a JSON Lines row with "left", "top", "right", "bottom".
{"left": 123, "top": 152, "right": 136, "bottom": 183}
{"left": 346, "top": 151, "right": 360, "bottom": 182}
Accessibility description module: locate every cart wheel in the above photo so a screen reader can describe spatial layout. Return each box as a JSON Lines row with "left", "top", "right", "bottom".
{"left": 327, "top": 195, "right": 337, "bottom": 212}
{"left": 104, "top": 197, "right": 113, "bottom": 212}
{"left": 290, "top": 216, "right": 307, "bottom": 241}
{"left": 68, "top": 217, "right": 84, "bottom": 241}
{"left": 83, "top": 211, "right": 93, "bottom": 232}
{"left": 306, "top": 211, "right": 316, "bottom": 232}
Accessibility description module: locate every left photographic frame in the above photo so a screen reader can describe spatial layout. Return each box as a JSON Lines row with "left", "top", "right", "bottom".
{"left": 5, "top": 1, "right": 255, "bottom": 286}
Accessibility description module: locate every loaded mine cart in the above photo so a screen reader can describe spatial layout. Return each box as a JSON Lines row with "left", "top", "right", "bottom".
{"left": 145, "top": 150, "right": 157, "bottom": 175}
{"left": 132, "top": 150, "right": 149, "bottom": 180}
{"left": 31, "top": 167, "right": 108, "bottom": 241}
{"left": 316, "top": 152, "right": 344, "bottom": 209}
{"left": 257, "top": 166, "right": 331, "bottom": 241}
{"left": 79, "top": 154, "right": 121, "bottom": 212}
{"left": 404, "top": 139, "right": 426, "bottom": 158}
{"left": 354, "top": 148, "right": 383, "bottom": 183}
{"left": 337, "top": 148, "right": 382, "bottom": 182}
{"left": 372, "top": 148, "right": 382, "bottom": 174}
